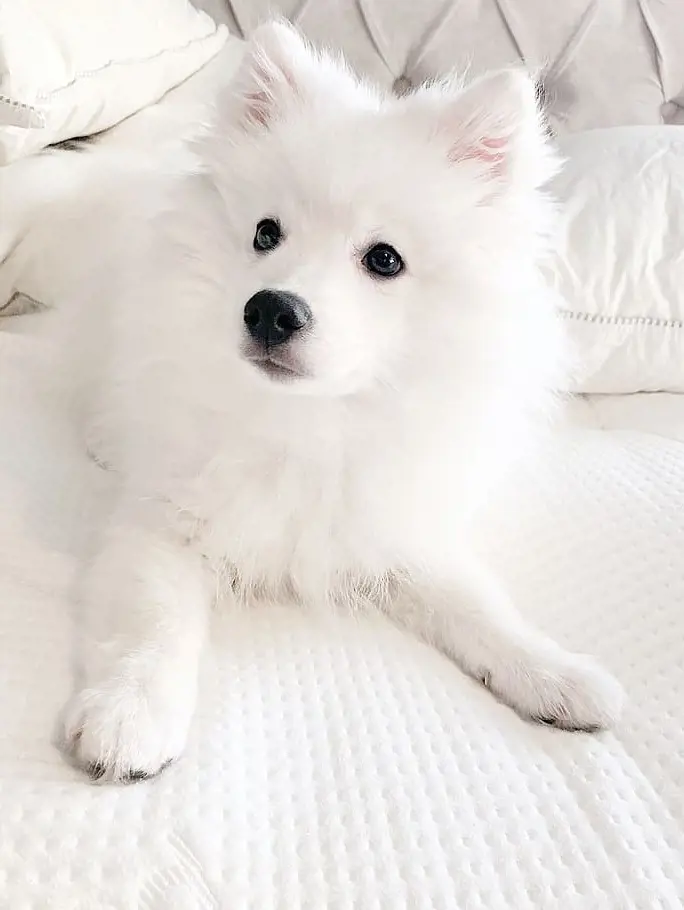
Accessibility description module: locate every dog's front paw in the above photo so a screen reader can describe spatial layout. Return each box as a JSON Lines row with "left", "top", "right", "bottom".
{"left": 483, "top": 649, "right": 624, "bottom": 732}
{"left": 60, "top": 674, "right": 194, "bottom": 783}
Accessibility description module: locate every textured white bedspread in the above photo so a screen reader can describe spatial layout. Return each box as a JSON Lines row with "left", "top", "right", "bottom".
{"left": 0, "top": 330, "right": 683, "bottom": 910}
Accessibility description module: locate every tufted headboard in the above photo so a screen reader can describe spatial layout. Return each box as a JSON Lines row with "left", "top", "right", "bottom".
{"left": 194, "top": 0, "right": 684, "bottom": 135}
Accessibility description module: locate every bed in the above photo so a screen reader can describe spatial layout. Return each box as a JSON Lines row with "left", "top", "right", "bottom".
{"left": 1, "top": 2, "right": 683, "bottom": 907}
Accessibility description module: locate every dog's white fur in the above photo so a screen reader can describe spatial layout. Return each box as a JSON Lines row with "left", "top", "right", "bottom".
{"left": 34, "top": 23, "right": 622, "bottom": 781}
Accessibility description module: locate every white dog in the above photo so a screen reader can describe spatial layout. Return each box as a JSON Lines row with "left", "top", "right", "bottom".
{"left": 46, "top": 22, "right": 622, "bottom": 782}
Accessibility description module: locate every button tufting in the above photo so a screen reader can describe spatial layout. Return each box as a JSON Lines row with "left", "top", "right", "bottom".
{"left": 225, "top": 0, "right": 683, "bottom": 134}
{"left": 392, "top": 75, "right": 412, "bottom": 96}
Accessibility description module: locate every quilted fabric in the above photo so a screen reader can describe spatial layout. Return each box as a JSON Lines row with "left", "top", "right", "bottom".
{"left": 0, "top": 332, "right": 683, "bottom": 909}
{"left": 196, "top": 0, "right": 684, "bottom": 136}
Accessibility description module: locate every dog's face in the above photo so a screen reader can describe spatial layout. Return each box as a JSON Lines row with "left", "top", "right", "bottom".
{"left": 203, "top": 23, "right": 557, "bottom": 398}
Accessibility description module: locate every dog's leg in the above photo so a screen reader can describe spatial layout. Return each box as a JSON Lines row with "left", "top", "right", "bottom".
{"left": 393, "top": 556, "right": 623, "bottom": 731}
{"left": 59, "top": 504, "right": 210, "bottom": 782}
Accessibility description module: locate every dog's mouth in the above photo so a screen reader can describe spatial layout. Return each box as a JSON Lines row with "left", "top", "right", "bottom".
{"left": 246, "top": 352, "right": 304, "bottom": 381}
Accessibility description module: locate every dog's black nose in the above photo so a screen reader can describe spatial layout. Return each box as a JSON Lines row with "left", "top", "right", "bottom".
{"left": 243, "top": 290, "right": 312, "bottom": 346}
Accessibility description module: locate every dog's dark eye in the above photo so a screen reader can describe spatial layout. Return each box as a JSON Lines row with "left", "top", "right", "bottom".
{"left": 362, "top": 243, "right": 404, "bottom": 278}
{"left": 253, "top": 218, "right": 282, "bottom": 253}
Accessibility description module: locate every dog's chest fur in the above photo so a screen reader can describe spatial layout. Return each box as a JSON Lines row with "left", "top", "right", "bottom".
{"left": 164, "top": 394, "right": 466, "bottom": 608}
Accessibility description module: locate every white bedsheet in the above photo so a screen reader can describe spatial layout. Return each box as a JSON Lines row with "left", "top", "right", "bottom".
{"left": 0, "top": 329, "right": 683, "bottom": 909}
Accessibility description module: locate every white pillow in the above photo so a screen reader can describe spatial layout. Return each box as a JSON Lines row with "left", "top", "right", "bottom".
{"left": 0, "top": 0, "right": 228, "bottom": 164}
{"left": 548, "top": 126, "right": 684, "bottom": 394}
{"left": 0, "top": 42, "right": 245, "bottom": 318}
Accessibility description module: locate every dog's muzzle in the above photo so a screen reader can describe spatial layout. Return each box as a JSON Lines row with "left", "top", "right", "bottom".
{"left": 243, "top": 289, "right": 312, "bottom": 346}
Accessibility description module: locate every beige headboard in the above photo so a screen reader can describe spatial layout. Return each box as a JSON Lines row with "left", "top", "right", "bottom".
{"left": 195, "top": 0, "right": 684, "bottom": 135}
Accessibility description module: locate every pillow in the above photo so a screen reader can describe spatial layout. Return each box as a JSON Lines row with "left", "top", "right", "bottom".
{"left": 0, "top": 40, "right": 245, "bottom": 318}
{"left": 0, "top": 0, "right": 228, "bottom": 164}
{"left": 547, "top": 126, "right": 684, "bottom": 394}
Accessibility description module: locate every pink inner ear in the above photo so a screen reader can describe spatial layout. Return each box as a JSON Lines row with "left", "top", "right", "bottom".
{"left": 241, "top": 57, "right": 300, "bottom": 130}
{"left": 244, "top": 90, "right": 271, "bottom": 127}
{"left": 452, "top": 136, "right": 508, "bottom": 176}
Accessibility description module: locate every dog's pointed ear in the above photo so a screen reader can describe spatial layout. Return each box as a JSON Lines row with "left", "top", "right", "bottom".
{"left": 230, "top": 21, "right": 314, "bottom": 130}
{"left": 437, "top": 69, "right": 553, "bottom": 190}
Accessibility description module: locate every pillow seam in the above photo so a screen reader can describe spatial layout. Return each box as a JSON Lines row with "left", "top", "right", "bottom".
{"left": 15, "top": 24, "right": 224, "bottom": 102}
{"left": 560, "top": 309, "right": 683, "bottom": 329}
{"left": 0, "top": 94, "right": 38, "bottom": 112}
{"left": 0, "top": 93, "right": 45, "bottom": 127}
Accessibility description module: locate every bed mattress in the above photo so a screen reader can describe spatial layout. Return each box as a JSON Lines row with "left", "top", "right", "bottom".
{"left": 0, "top": 330, "right": 682, "bottom": 909}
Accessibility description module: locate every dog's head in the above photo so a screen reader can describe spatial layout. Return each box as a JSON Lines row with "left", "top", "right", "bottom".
{"left": 202, "top": 22, "right": 560, "bottom": 398}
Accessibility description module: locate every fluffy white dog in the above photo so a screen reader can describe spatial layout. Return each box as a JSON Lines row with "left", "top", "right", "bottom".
{"left": 45, "top": 22, "right": 622, "bottom": 781}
